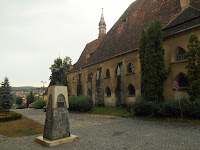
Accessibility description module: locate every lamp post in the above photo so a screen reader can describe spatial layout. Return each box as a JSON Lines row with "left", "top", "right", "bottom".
{"left": 41, "top": 81, "right": 46, "bottom": 100}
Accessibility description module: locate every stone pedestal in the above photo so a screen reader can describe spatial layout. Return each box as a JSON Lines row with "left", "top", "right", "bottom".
{"left": 35, "top": 86, "right": 78, "bottom": 147}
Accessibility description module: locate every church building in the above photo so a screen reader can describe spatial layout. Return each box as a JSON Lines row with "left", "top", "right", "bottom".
{"left": 67, "top": 0, "right": 200, "bottom": 107}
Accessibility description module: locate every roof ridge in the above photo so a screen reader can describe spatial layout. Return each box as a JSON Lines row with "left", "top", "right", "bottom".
{"left": 188, "top": 5, "right": 200, "bottom": 11}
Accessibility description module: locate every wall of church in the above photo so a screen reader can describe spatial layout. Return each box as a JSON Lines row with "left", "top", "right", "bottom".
{"left": 67, "top": 26, "right": 200, "bottom": 106}
{"left": 163, "top": 26, "right": 200, "bottom": 100}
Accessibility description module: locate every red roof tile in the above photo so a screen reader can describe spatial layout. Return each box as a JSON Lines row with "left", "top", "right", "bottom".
{"left": 70, "top": 0, "right": 200, "bottom": 72}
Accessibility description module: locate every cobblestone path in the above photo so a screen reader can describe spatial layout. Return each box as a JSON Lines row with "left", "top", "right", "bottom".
{"left": 0, "top": 109, "right": 200, "bottom": 150}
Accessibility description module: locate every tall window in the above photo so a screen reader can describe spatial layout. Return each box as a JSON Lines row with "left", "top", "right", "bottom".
{"left": 105, "top": 87, "right": 111, "bottom": 97}
{"left": 106, "top": 69, "right": 110, "bottom": 78}
{"left": 128, "top": 84, "right": 135, "bottom": 96}
{"left": 127, "top": 63, "right": 134, "bottom": 73}
{"left": 87, "top": 88, "right": 92, "bottom": 96}
{"left": 176, "top": 73, "right": 189, "bottom": 87}
{"left": 73, "top": 76, "right": 75, "bottom": 83}
{"left": 88, "top": 72, "right": 93, "bottom": 82}
{"left": 176, "top": 47, "right": 186, "bottom": 61}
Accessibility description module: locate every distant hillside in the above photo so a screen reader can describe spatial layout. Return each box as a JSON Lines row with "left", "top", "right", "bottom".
{"left": 11, "top": 86, "right": 39, "bottom": 91}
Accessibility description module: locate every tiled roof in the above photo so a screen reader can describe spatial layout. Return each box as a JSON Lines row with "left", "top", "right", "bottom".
{"left": 71, "top": 39, "right": 99, "bottom": 71}
{"left": 164, "top": 6, "right": 200, "bottom": 37}
{"left": 70, "top": 0, "right": 200, "bottom": 72}
{"left": 164, "top": 7, "right": 200, "bottom": 29}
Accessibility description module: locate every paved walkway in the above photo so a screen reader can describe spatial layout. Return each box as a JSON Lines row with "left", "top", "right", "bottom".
{"left": 0, "top": 109, "right": 200, "bottom": 150}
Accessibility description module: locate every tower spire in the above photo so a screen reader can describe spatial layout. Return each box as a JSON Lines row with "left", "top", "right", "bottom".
{"left": 98, "top": 8, "right": 106, "bottom": 40}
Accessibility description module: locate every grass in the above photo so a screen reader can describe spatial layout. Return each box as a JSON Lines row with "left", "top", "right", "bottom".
{"left": 0, "top": 116, "right": 44, "bottom": 137}
{"left": 88, "top": 106, "right": 129, "bottom": 117}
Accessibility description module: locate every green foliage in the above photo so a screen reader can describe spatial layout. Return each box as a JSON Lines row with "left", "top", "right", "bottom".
{"left": 139, "top": 30, "right": 146, "bottom": 96}
{"left": 33, "top": 100, "right": 46, "bottom": 109}
{"left": 15, "top": 97, "right": 23, "bottom": 105}
{"left": 0, "top": 77, "right": 13, "bottom": 111}
{"left": 132, "top": 97, "right": 200, "bottom": 119}
{"left": 50, "top": 56, "right": 72, "bottom": 86}
{"left": 26, "top": 91, "right": 35, "bottom": 108}
{"left": 17, "top": 105, "right": 26, "bottom": 109}
{"left": 139, "top": 21, "right": 167, "bottom": 102}
{"left": 0, "top": 111, "right": 22, "bottom": 122}
{"left": 132, "top": 97, "right": 161, "bottom": 117}
{"left": 69, "top": 96, "right": 93, "bottom": 112}
{"left": 191, "top": 98, "right": 200, "bottom": 119}
{"left": 185, "top": 33, "right": 200, "bottom": 101}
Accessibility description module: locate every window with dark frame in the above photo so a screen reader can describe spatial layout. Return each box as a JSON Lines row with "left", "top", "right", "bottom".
{"left": 105, "top": 87, "right": 111, "bottom": 97}
{"left": 128, "top": 84, "right": 135, "bottom": 96}
{"left": 106, "top": 69, "right": 110, "bottom": 78}
{"left": 127, "top": 63, "right": 134, "bottom": 73}
{"left": 176, "top": 48, "right": 186, "bottom": 61}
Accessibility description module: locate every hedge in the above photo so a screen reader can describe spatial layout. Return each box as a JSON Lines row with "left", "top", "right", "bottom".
{"left": 33, "top": 100, "right": 46, "bottom": 109}
{"left": 0, "top": 111, "right": 22, "bottom": 122}
{"left": 132, "top": 97, "right": 200, "bottom": 119}
{"left": 69, "top": 96, "right": 93, "bottom": 112}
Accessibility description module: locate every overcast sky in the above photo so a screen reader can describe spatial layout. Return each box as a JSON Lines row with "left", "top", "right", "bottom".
{"left": 0, "top": 0, "right": 134, "bottom": 87}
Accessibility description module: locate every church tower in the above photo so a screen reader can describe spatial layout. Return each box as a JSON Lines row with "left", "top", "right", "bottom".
{"left": 98, "top": 8, "right": 106, "bottom": 40}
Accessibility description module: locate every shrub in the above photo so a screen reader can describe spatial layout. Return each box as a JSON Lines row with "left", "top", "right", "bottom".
{"left": 160, "top": 100, "right": 180, "bottom": 118}
{"left": 69, "top": 96, "right": 93, "bottom": 112}
{"left": 18, "top": 105, "right": 26, "bottom": 109}
{"left": 33, "top": 100, "right": 46, "bottom": 109}
{"left": 0, "top": 111, "right": 22, "bottom": 122}
{"left": 191, "top": 98, "right": 200, "bottom": 119}
{"left": 15, "top": 97, "right": 23, "bottom": 105}
{"left": 132, "top": 96, "right": 200, "bottom": 119}
{"left": 132, "top": 97, "right": 161, "bottom": 117}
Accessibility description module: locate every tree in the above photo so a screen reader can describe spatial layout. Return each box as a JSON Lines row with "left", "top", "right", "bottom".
{"left": 139, "top": 21, "right": 167, "bottom": 102}
{"left": 185, "top": 33, "right": 200, "bottom": 101}
{"left": 15, "top": 96, "right": 23, "bottom": 105}
{"left": 0, "top": 77, "right": 13, "bottom": 111}
{"left": 50, "top": 56, "right": 72, "bottom": 86}
{"left": 139, "top": 30, "right": 146, "bottom": 96}
{"left": 26, "top": 91, "right": 35, "bottom": 108}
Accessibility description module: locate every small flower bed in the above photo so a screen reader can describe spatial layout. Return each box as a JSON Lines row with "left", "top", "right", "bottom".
{"left": 0, "top": 111, "right": 22, "bottom": 122}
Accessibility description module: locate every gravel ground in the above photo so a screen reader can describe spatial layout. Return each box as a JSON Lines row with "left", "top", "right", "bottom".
{"left": 0, "top": 108, "right": 200, "bottom": 150}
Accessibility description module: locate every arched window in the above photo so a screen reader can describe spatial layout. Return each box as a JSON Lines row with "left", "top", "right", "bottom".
{"left": 115, "top": 65, "right": 120, "bottom": 76}
{"left": 57, "top": 94, "right": 66, "bottom": 108}
{"left": 127, "top": 63, "right": 134, "bottom": 73}
{"left": 73, "top": 76, "right": 75, "bottom": 83}
{"left": 115, "top": 62, "right": 123, "bottom": 76}
{"left": 87, "top": 88, "right": 92, "bottom": 96}
{"left": 105, "top": 87, "right": 111, "bottom": 97}
{"left": 176, "top": 73, "right": 189, "bottom": 87}
{"left": 106, "top": 69, "right": 110, "bottom": 78}
{"left": 128, "top": 84, "right": 135, "bottom": 96}
{"left": 176, "top": 47, "right": 186, "bottom": 61}
{"left": 88, "top": 72, "right": 93, "bottom": 82}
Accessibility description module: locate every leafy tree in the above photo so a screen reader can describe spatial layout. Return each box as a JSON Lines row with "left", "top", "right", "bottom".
{"left": 139, "top": 30, "right": 146, "bottom": 96}
{"left": 185, "top": 33, "right": 200, "bottom": 101}
{"left": 50, "top": 56, "right": 72, "bottom": 86}
{"left": 139, "top": 21, "right": 167, "bottom": 102}
{"left": 26, "top": 91, "right": 35, "bottom": 107}
{"left": 0, "top": 77, "right": 13, "bottom": 111}
{"left": 15, "top": 96, "right": 23, "bottom": 105}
